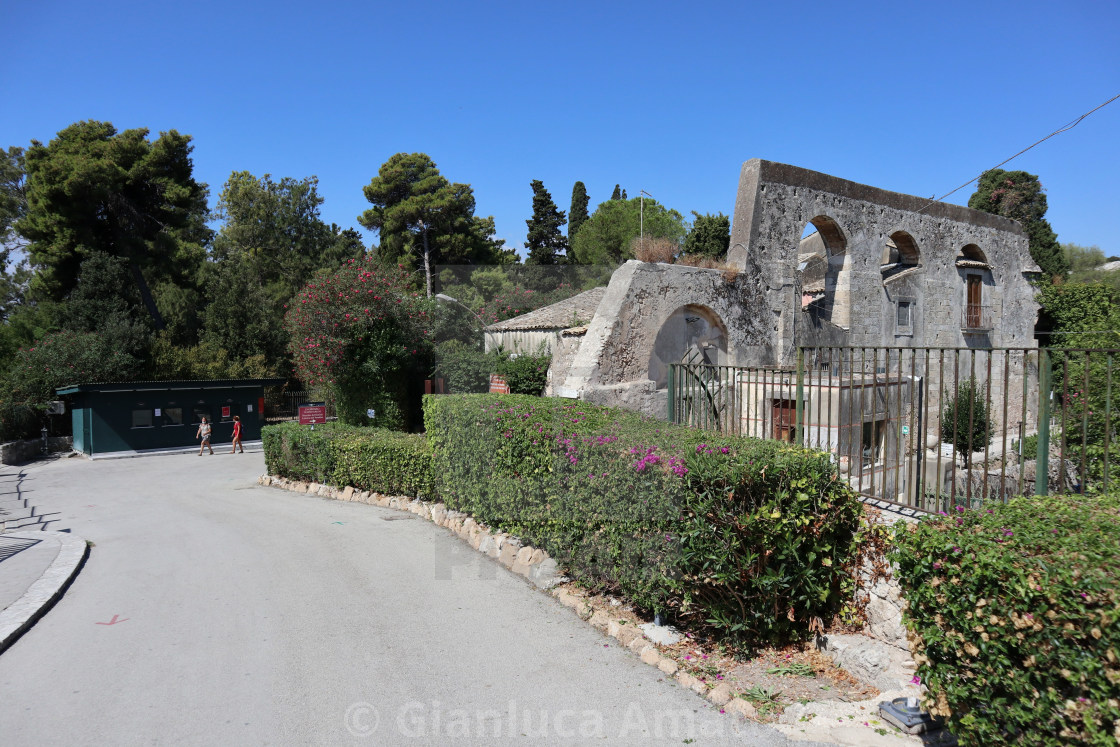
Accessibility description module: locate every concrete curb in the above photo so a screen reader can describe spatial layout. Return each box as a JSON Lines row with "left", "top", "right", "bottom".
{"left": 0, "top": 531, "right": 89, "bottom": 654}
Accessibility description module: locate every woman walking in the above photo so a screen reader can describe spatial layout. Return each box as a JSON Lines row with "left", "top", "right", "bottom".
{"left": 230, "top": 415, "right": 244, "bottom": 454}
{"left": 196, "top": 416, "right": 213, "bottom": 455}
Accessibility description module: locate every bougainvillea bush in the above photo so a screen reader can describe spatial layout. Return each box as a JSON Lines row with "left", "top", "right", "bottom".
{"left": 891, "top": 495, "right": 1120, "bottom": 746}
{"left": 285, "top": 259, "right": 432, "bottom": 430}
{"left": 262, "top": 421, "right": 435, "bottom": 500}
{"left": 423, "top": 393, "right": 862, "bottom": 644}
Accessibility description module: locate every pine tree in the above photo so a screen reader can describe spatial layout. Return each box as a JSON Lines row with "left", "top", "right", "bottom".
{"left": 524, "top": 180, "right": 567, "bottom": 265}
{"left": 568, "top": 181, "right": 589, "bottom": 249}
{"left": 968, "top": 169, "right": 1067, "bottom": 281}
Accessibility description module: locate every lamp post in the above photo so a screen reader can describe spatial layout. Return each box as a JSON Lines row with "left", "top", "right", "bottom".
{"left": 639, "top": 190, "right": 653, "bottom": 255}
{"left": 435, "top": 293, "right": 488, "bottom": 340}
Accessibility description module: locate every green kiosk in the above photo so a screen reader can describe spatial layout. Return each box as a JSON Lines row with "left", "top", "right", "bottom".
{"left": 57, "top": 379, "right": 285, "bottom": 458}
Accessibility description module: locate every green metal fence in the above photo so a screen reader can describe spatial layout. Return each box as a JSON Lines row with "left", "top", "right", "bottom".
{"left": 668, "top": 346, "right": 1120, "bottom": 512}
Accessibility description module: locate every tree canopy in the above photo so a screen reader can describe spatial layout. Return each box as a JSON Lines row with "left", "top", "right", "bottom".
{"left": 567, "top": 181, "right": 589, "bottom": 254}
{"left": 213, "top": 170, "right": 361, "bottom": 301}
{"left": 524, "top": 180, "right": 567, "bottom": 265}
{"left": 18, "top": 121, "right": 211, "bottom": 304}
{"left": 570, "top": 196, "right": 687, "bottom": 265}
{"left": 968, "top": 169, "right": 1067, "bottom": 281}
{"left": 683, "top": 211, "right": 730, "bottom": 258}
{"left": 0, "top": 146, "right": 25, "bottom": 252}
{"left": 359, "top": 153, "right": 507, "bottom": 297}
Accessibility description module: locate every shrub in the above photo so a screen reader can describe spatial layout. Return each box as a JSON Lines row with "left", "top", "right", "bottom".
{"left": 495, "top": 349, "right": 550, "bottom": 396}
{"left": 433, "top": 340, "right": 492, "bottom": 394}
{"left": 262, "top": 421, "right": 435, "bottom": 499}
{"left": 940, "top": 378, "right": 990, "bottom": 467}
{"left": 285, "top": 260, "right": 432, "bottom": 430}
{"left": 891, "top": 495, "right": 1120, "bottom": 746}
{"left": 424, "top": 393, "right": 862, "bottom": 644}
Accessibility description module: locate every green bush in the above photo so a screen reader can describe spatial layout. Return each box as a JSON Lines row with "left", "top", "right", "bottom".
{"left": 262, "top": 421, "right": 435, "bottom": 499}
{"left": 424, "top": 393, "right": 861, "bottom": 643}
{"left": 495, "top": 349, "right": 550, "bottom": 396}
{"left": 940, "top": 378, "right": 990, "bottom": 468}
{"left": 433, "top": 339, "right": 492, "bottom": 393}
{"left": 891, "top": 495, "right": 1120, "bottom": 746}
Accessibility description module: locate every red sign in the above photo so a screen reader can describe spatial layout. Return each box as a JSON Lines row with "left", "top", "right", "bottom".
{"left": 298, "top": 404, "right": 327, "bottom": 425}
{"left": 489, "top": 374, "right": 510, "bottom": 394}
{"left": 221, "top": 406, "right": 231, "bottom": 418}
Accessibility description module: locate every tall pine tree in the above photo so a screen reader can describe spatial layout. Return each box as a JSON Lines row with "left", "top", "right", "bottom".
{"left": 524, "top": 180, "right": 567, "bottom": 265}
{"left": 968, "top": 169, "right": 1067, "bottom": 281}
{"left": 568, "top": 181, "right": 589, "bottom": 251}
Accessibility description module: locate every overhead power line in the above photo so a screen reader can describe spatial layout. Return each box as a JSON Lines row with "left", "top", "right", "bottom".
{"left": 917, "top": 93, "right": 1120, "bottom": 214}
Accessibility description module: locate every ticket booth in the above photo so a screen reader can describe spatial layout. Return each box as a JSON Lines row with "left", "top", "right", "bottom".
{"left": 57, "top": 379, "right": 285, "bottom": 458}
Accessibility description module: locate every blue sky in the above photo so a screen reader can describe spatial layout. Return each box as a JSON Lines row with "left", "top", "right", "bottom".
{"left": 3, "top": 0, "right": 1118, "bottom": 257}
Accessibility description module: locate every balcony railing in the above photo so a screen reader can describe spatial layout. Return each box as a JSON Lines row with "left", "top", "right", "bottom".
{"left": 962, "top": 304, "right": 993, "bottom": 331}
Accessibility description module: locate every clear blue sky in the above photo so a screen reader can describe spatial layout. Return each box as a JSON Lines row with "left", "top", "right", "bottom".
{"left": 3, "top": 0, "right": 1118, "bottom": 257}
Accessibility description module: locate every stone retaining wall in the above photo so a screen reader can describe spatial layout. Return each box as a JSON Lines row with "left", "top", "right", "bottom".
{"left": 1, "top": 436, "right": 73, "bottom": 466}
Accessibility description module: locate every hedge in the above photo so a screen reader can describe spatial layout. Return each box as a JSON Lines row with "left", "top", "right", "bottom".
{"left": 891, "top": 494, "right": 1120, "bottom": 746}
{"left": 424, "top": 393, "right": 862, "bottom": 643}
{"left": 262, "top": 421, "right": 435, "bottom": 500}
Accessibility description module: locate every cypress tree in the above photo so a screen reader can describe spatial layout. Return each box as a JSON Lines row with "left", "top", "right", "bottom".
{"left": 568, "top": 181, "right": 589, "bottom": 247}
{"left": 611, "top": 184, "right": 621, "bottom": 200}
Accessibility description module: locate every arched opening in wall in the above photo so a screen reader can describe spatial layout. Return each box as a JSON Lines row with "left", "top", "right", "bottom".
{"left": 799, "top": 216, "right": 849, "bottom": 328}
{"left": 959, "top": 244, "right": 988, "bottom": 266}
{"left": 957, "top": 245, "right": 993, "bottom": 332}
{"left": 880, "top": 231, "right": 921, "bottom": 280}
{"left": 649, "top": 304, "right": 728, "bottom": 389}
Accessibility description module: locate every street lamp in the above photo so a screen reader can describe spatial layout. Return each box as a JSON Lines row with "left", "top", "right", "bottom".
{"left": 435, "top": 293, "right": 488, "bottom": 337}
{"left": 639, "top": 190, "right": 653, "bottom": 255}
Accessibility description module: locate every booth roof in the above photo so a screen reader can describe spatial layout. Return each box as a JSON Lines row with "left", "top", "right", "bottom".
{"left": 56, "top": 378, "right": 287, "bottom": 395}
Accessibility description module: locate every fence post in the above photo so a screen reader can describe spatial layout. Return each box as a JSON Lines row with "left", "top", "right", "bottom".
{"left": 667, "top": 364, "right": 676, "bottom": 424}
{"left": 1036, "top": 348, "right": 1051, "bottom": 496}
{"left": 795, "top": 347, "right": 805, "bottom": 447}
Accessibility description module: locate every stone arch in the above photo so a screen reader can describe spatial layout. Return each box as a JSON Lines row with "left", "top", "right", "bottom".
{"left": 649, "top": 304, "right": 729, "bottom": 388}
{"left": 799, "top": 215, "right": 850, "bottom": 329}
{"left": 960, "top": 243, "right": 988, "bottom": 265}
{"left": 881, "top": 230, "right": 921, "bottom": 281}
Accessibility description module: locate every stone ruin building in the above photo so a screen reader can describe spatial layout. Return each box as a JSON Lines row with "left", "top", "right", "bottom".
{"left": 536, "top": 159, "right": 1041, "bottom": 505}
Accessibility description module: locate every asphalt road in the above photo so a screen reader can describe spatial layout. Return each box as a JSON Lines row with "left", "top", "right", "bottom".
{"left": 0, "top": 452, "right": 821, "bottom": 746}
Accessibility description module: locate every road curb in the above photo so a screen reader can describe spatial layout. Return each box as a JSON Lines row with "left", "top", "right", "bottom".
{"left": 0, "top": 531, "right": 89, "bottom": 654}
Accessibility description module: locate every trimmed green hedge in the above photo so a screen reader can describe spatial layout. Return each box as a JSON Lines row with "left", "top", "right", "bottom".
{"left": 262, "top": 421, "right": 435, "bottom": 500}
{"left": 891, "top": 495, "right": 1120, "bottom": 746}
{"left": 424, "top": 394, "right": 862, "bottom": 643}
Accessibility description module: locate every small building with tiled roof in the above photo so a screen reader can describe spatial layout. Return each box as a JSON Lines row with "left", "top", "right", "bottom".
{"left": 484, "top": 287, "right": 607, "bottom": 355}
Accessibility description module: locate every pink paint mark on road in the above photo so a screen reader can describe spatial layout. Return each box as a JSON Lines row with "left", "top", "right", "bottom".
{"left": 96, "top": 614, "right": 128, "bottom": 626}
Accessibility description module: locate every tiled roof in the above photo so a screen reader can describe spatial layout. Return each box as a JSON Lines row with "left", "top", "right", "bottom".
{"left": 487, "top": 287, "right": 607, "bottom": 331}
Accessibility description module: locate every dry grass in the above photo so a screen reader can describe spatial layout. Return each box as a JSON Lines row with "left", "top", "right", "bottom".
{"left": 631, "top": 236, "right": 679, "bottom": 264}
{"left": 677, "top": 253, "right": 739, "bottom": 282}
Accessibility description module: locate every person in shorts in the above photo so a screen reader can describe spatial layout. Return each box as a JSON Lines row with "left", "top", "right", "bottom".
{"left": 196, "top": 416, "right": 213, "bottom": 455}
{"left": 230, "top": 415, "right": 244, "bottom": 454}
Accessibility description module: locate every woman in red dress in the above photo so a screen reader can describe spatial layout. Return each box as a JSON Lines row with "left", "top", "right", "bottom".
{"left": 230, "top": 415, "right": 244, "bottom": 454}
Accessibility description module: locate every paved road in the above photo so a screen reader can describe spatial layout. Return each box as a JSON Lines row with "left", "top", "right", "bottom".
{"left": 0, "top": 453, "right": 822, "bottom": 745}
